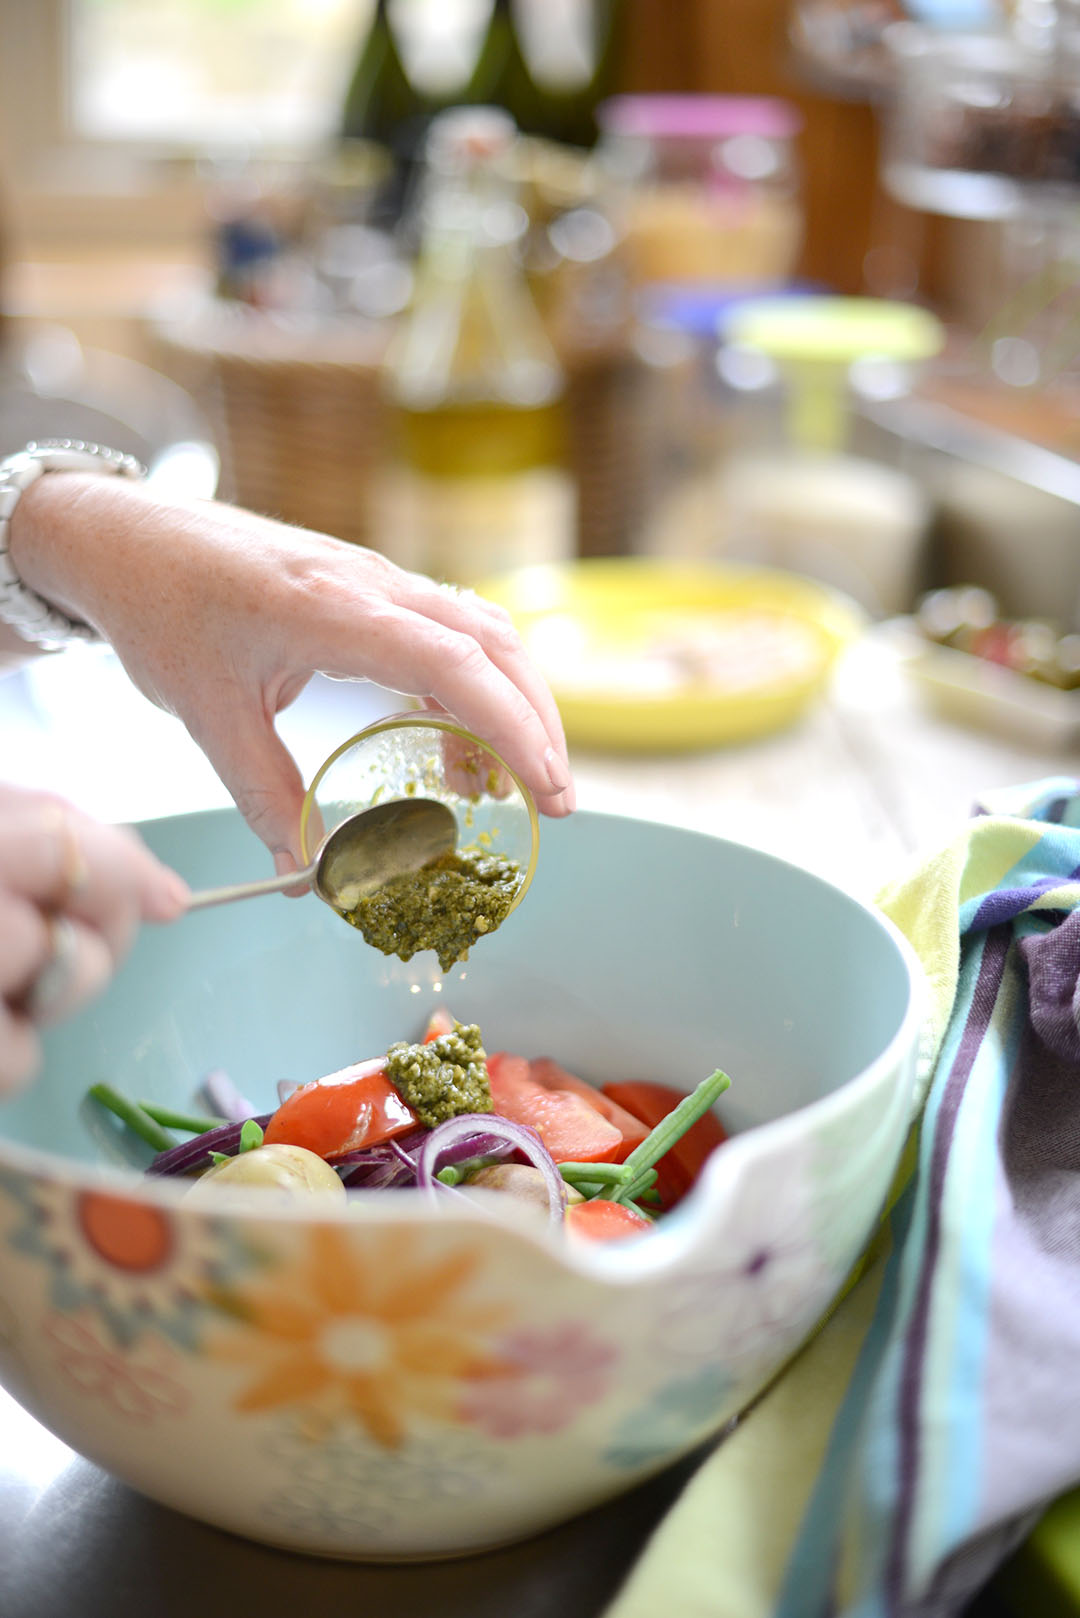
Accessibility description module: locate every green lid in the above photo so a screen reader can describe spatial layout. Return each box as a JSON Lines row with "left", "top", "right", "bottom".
{"left": 724, "top": 297, "right": 945, "bottom": 451}
{"left": 725, "top": 296, "right": 945, "bottom": 364}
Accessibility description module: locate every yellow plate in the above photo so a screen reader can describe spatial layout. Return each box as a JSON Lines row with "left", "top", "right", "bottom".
{"left": 477, "top": 558, "right": 865, "bottom": 754}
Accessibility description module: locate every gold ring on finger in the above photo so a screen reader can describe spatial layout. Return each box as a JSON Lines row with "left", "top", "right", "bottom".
{"left": 43, "top": 804, "right": 90, "bottom": 909}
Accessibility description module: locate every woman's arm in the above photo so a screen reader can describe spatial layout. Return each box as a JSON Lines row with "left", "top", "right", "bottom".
{"left": 8, "top": 472, "right": 574, "bottom": 872}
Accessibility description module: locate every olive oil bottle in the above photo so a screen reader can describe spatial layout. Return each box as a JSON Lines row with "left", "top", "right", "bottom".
{"left": 376, "top": 107, "right": 576, "bottom": 585}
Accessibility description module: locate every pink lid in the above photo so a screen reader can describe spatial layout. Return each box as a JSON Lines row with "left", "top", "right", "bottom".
{"left": 597, "top": 95, "right": 802, "bottom": 141}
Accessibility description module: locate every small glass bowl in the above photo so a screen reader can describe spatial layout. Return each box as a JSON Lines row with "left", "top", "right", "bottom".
{"left": 298, "top": 711, "right": 540, "bottom": 923}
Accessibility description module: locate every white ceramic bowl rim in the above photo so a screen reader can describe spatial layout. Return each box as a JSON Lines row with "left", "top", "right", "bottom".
{"left": 0, "top": 868, "right": 927, "bottom": 1289}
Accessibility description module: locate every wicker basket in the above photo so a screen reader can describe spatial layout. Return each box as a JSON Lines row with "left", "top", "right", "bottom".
{"left": 152, "top": 310, "right": 390, "bottom": 548}
{"left": 152, "top": 304, "right": 633, "bottom": 558}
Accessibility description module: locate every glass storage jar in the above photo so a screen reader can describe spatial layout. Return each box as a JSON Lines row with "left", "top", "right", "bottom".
{"left": 596, "top": 94, "right": 804, "bottom": 289}
{"left": 882, "top": 18, "right": 1080, "bottom": 221}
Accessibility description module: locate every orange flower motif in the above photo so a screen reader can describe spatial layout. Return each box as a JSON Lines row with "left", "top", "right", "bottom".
{"left": 208, "top": 1226, "right": 513, "bottom": 1448}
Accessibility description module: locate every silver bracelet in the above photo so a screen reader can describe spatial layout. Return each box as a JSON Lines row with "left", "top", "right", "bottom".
{"left": 0, "top": 438, "right": 146, "bottom": 650}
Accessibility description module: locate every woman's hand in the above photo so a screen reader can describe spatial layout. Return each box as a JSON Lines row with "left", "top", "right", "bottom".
{"left": 9, "top": 475, "right": 575, "bottom": 875}
{"left": 0, "top": 784, "right": 188, "bottom": 1094}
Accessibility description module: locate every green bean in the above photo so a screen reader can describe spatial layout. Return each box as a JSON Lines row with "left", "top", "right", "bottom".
{"left": 615, "top": 1174, "right": 663, "bottom": 1207}
{"left": 567, "top": 1178, "right": 606, "bottom": 1200}
{"left": 89, "top": 1085, "right": 176, "bottom": 1153}
{"left": 558, "top": 1162, "right": 633, "bottom": 1187}
{"left": 560, "top": 1163, "right": 660, "bottom": 1207}
{"left": 618, "top": 1168, "right": 660, "bottom": 1205}
{"left": 136, "top": 1102, "right": 226, "bottom": 1135}
{"left": 611, "top": 1070, "right": 731, "bottom": 1205}
{"left": 435, "top": 1154, "right": 504, "bottom": 1187}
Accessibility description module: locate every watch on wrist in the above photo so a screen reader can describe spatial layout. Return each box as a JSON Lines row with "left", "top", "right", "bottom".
{"left": 0, "top": 438, "right": 146, "bottom": 651}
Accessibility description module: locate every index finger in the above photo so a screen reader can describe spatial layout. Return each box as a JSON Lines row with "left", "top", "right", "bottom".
{"left": 396, "top": 576, "right": 572, "bottom": 798}
{"left": 410, "top": 578, "right": 567, "bottom": 745}
{"left": 0, "top": 796, "right": 187, "bottom": 958}
{"left": 309, "top": 602, "right": 574, "bottom": 815}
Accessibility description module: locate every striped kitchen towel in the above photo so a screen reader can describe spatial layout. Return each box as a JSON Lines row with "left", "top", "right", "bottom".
{"left": 605, "top": 776, "right": 1080, "bottom": 1618}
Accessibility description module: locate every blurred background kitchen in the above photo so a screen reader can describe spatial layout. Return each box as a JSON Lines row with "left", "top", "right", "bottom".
{"left": 3, "top": 0, "right": 1080, "bottom": 795}
{"left": 6, "top": 15, "right": 1080, "bottom": 1610}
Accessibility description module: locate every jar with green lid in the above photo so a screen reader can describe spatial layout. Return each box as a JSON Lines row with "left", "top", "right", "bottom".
{"left": 712, "top": 295, "right": 946, "bottom": 617}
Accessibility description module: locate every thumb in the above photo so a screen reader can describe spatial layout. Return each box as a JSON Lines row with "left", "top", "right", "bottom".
{"left": 188, "top": 708, "right": 309, "bottom": 872}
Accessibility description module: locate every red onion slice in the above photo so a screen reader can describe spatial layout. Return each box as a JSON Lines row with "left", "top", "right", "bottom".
{"left": 199, "top": 1069, "right": 257, "bottom": 1124}
{"left": 334, "top": 1150, "right": 415, "bottom": 1190}
{"left": 146, "top": 1113, "right": 273, "bottom": 1178}
{"left": 331, "top": 1126, "right": 430, "bottom": 1190}
{"left": 416, "top": 1113, "right": 568, "bottom": 1224}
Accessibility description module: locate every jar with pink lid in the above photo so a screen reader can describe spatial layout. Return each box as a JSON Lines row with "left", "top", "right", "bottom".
{"left": 596, "top": 93, "right": 804, "bottom": 288}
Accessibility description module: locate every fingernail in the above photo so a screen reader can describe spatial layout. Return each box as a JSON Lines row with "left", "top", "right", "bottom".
{"left": 544, "top": 747, "right": 571, "bottom": 794}
{"left": 168, "top": 872, "right": 191, "bottom": 907}
{"left": 273, "top": 848, "right": 298, "bottom": 878}
{"left": 149, "top": 871, "right": 190, "bottom": 921}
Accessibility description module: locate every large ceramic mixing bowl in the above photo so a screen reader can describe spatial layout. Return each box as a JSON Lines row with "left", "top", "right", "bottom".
{"left": 0, "top": 809, "right": 923, "bottom": 1560}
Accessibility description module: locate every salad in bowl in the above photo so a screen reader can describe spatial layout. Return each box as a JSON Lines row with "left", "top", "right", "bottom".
{"left": 0, "top": 805, "right": 922, "bottom": 1559}
{"left": 91, "top": 1006, "right": 732, "bottom": 1244}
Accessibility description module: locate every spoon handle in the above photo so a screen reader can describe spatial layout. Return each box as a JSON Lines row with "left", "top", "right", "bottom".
{"left": 186, "top": 863, "right": 318, "bottom": 911}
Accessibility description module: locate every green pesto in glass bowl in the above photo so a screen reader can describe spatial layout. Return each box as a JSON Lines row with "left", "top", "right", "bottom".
{"left": 299, "top": 711, "right": 540, "bottom": 971}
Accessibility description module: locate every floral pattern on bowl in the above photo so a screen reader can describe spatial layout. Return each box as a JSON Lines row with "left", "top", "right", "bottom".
{"left": 0, "top": 807, "right": 923, "bottom": 1558}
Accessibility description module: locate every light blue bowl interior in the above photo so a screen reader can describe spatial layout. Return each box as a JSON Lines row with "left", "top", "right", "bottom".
{"left": 0, "top": 808, "right": 915, "bottom": 1169}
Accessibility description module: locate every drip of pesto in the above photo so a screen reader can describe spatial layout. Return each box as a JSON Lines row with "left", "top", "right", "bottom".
{"left": 345, "top": 848, "right": 520, "bottom": 972}
{"left": 385, "top": 1021, "right": 492, "bottom": 1128}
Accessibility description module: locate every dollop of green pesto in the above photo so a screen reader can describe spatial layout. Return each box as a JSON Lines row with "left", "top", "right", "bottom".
{"left": 385, "top": 1021, "right": 492, "bottom": 1128}
{"left": 345, "top": 848, "right": 520, "bottom": 972}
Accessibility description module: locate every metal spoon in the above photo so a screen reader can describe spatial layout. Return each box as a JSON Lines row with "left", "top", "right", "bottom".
{"left": 186, "top": 798, "right": 458, "bottom": 915}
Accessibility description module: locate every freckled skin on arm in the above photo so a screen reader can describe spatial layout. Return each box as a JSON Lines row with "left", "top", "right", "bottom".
{"left": 0, "top": 470, "right": 573, "bottom": 1096}
{"left": 7, "top": 473, "right": 576, "bottom": 867}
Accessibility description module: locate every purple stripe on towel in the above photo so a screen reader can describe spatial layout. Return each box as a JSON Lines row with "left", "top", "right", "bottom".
{"left": 972, "top": 860, "right": 1080, "bottom": 933}
{"left": 972, "top": 880, "right": 1070, "bottom": 930}
{"left": 884, "top": 922, "right": 1012, "bottom": 1611}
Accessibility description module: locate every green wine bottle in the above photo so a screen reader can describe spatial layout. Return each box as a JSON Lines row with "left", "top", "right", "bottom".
{"left": 460, "top": 0, "right": 545, "bottom": 138}
{"left": 341, "top": 0, "right": 431, "bottom": 223}
{"left": 538, "top": 0, "right": 624, "bottom": 149}
{"left": 341, "top": 0, "right": 424, "bottom": 146}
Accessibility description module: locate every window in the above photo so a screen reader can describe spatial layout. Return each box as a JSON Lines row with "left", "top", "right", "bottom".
{"left": 0, "top": 0, "right": 598, "bottom": 251}
{"left": 66, "top": 0, "right": 595, "bottom": 149}
{"left": 69, "top": 0, "right": 370, "bottom": 147}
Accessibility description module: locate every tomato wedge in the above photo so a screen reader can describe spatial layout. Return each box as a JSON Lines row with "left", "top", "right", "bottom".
{"left": 423, "top": 1007, "right": 455, "bottom": 1043}
{"left": 601, "top": 1080, "right": 728, "bottom": 1205}
{"left": 528, "top": 1058, "right": 649, "bottom": 1164}
{"left": 565, "top": 1199, "right": 652, "bottom": 1242}
{"left": 264, "top": 1057, "right": 419, "bottom": 1158}
{"left": 487, "top": 1052, "right": 623, "bottom": 1164}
